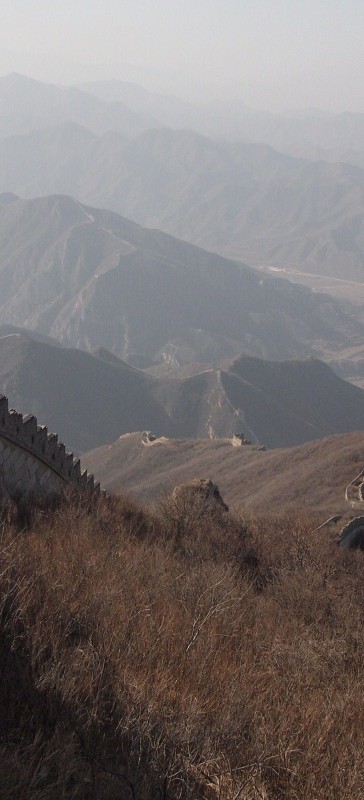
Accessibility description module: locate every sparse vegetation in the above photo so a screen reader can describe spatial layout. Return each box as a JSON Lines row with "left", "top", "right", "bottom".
{"left": 1, "top": 490, "right": 364, "bottom": 798}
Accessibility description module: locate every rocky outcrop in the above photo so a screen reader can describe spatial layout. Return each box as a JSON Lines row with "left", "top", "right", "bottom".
{"left": 0, "top": 394, "right": 100, "bottom": 501}
{"left": 172, "top": 478, "right": 229, "bottom": 512}
{"left": 232, "top": 432, "right": 252, "bottom": 447}
{"left": 338, "top": 516, "right": 364, "bottom": 549}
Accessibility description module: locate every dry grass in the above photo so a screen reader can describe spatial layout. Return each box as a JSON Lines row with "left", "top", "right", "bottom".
{"left": 83, "top": 430, "right": 364, "bottom": 518}
{"left": 1, "top": 491, "right": 364, "bottom": 798}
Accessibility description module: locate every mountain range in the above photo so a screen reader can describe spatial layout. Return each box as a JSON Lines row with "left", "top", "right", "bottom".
{"left": 78, "top": 78, "right": 364, "bottom": 168}
{"left": 1, "top": 75, "right": 364, "bottom": 477}
{"left": 3, "top": 72, "right": 364, "bottom": 169}
{"left": 2, "top": 119, "right": 364, "bottom": 280}
{"left": 2, "top": 329, "right": 364, "bottom": 454}
{"left": 0, "top": 192, "right": 363, "bottom": 371}
{"left": 0, "top": 72, "right": 156, "bottom": 139}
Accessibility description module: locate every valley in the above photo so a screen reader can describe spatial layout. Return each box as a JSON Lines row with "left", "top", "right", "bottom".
{"left": 256, "top": 263, "right": 364, "bottom": 306}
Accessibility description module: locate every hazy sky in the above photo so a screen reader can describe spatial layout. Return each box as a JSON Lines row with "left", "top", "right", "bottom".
{"left": 2, "top": 0, "right": 364, "bottom": 111}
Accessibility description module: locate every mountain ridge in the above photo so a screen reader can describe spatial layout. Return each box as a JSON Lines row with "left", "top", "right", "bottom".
{"left": 1, "top": 193, "right": 362, "bottom": 367}
{"left": 1, "top": 331, "right": 364, "bottom": 453}
{"left": 0, "top": 72, "right": 157, "bottom": 138}
{"left": 2, "top": 124, "right": 364, "bottom": 279}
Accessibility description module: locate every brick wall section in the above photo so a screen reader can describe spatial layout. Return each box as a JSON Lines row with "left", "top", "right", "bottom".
{"left": 0, "top": 394, "right": 100, "bottom": 500}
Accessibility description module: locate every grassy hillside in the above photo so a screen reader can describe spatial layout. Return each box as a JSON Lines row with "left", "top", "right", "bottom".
{"left": 83, "top": 430, "right": 364, "bottom": 519}
{"left": 1, "top": 490, "right": 364, "bottom": 798}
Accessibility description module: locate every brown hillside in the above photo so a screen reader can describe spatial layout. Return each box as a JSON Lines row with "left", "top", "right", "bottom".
{"left": 83, "top": 430, "right": 364, "bottom": 520}
{"left": 2, "top": 489, "right": 364, "bottom": 798}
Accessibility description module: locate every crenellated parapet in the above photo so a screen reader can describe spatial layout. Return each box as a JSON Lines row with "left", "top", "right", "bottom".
{"left": 0, "top": 394, "right": 100, "bottom": 500}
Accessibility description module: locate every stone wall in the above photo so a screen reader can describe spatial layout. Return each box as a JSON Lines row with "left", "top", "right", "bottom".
{"left": 0, "top": 394, "right": 100, "bottom": 500}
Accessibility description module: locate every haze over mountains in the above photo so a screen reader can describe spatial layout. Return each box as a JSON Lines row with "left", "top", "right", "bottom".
{"left": 0, "top": 73, "right": 156, "bottom": 138}
{"left": 1, "top": 75, "right": 364, "bottom": 280}
{"left": 7, "top": 72, "right": 364, "bottom": 166}
{"left": 79, "top": 78, "right": 364, "bottom": 168}
{"left": 1, "top": 192, "right": 362, "bottom": 370}
{"left": 2, "top": 124, "right": 364, "bottom": 280}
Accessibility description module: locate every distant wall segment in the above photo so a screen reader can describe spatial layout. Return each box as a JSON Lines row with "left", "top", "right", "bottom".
{"left": 0, "top": 395, "right": 100, "bottom": 500}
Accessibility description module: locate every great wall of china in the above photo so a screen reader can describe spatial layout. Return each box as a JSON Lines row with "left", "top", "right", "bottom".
{"left": 0, "top": 394, "right": 100, "bottom": 501}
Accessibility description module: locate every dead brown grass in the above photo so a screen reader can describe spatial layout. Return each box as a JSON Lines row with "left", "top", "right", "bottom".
{"left": 1, "top": 491, "right": 364, "bottom": 798}
{"left": 83, "top": 430, "right": 364, "bottom": 518}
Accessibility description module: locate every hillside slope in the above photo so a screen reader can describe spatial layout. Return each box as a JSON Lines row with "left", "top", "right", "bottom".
{"left": 0, "top": 333, "right": 171, "bottom": 452}
{"left": 83, "top": 430, "right": 364, "bottom": 518}
{"left": 0, "top": 193, "right": 362, "bottom": 367}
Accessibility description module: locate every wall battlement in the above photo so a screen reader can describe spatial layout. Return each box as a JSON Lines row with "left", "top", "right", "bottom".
{"left": 0, "top": 395, "right": 100, "bottom": 500}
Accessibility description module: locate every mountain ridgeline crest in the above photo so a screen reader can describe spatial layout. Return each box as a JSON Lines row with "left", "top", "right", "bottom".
{"left": 1, "top": 331, "right": 364, "bottom": 454}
